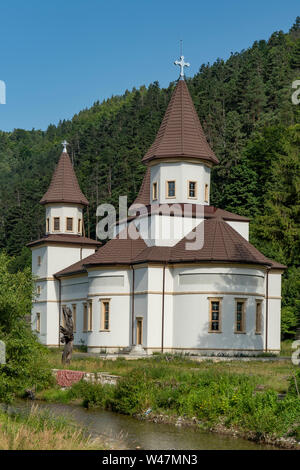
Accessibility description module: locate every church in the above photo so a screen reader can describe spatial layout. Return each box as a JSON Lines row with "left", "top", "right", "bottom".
{"left": 29, "top": 57, "right": 285, "bottom": 355}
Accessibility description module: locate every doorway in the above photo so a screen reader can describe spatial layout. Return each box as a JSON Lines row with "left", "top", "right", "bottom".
{"left": 136, "top": 318, "right": 143, "bottom": 345}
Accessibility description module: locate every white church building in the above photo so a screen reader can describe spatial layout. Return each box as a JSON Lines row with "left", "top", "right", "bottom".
{"left": 29, "top": 59, "right": 286, "bottom": 355}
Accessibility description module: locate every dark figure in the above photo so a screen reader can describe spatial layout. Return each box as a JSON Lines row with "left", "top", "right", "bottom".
{"left": 60, "top": 306, "right": 74, "bottom": 365}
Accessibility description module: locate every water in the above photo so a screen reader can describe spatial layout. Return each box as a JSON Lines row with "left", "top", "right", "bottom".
{"left": 9, "top": 400, "right": 277, "bottom": 450}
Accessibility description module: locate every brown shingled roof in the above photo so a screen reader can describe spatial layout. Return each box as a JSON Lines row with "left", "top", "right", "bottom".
{"left": 126, "top": 202, "right": 250, "bottom": 223}
{"left": 27, "top": 234, "right": 101, "bottom": 248}
{"left": 56, "top": 219, "right": 285, "bottom": 278}
{"left": 129, "top": 167, "right": 151, "bottom": 209}
{"left": 133, "top": 218, "right": 272, "bottom": 266}
{"left": 142, "top": 80, "right": 219, "bottom": 165}
{"left": 40, "top": 151, "right": 89, "bottom": 206}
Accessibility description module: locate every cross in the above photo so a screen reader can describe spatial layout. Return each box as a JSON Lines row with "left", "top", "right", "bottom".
{"left": 174, "top": 55, "right": 190, "bottom": 79}
{"left": 62, "top": 140, "right": 68, "bottom": 152}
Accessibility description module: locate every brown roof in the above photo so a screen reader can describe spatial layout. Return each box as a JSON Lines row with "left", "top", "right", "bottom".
{"left": 142, "top": 80, "right": 219, "bottom": 165}
{"left": 127, "top": 202, "right": 250, "bottom": 223}
{"left": 133, "top": 218, "right": 272, "bottom": 266}
{"left": 129, "top": 167, "right": 151, "bottom": 210}
{"left": 40, "top": 151, "right": 89, "bottom": 206}
{"left": 27, "top": 234, "right": 101, "bottom": 248}
{"left": 56, "top": 219, "right": 287, "bottom": 277}
{"left": 55, "top": 227, "right": 147, "bottom": 276}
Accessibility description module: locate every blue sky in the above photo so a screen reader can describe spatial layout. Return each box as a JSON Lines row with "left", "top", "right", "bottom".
{"left": 0, "top": 0, "right": 298, "bottom": 131}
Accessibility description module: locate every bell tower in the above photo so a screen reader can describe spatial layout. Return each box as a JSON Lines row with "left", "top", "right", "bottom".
{"left": 28, "top": 141, "right": 100, "bottom": 346}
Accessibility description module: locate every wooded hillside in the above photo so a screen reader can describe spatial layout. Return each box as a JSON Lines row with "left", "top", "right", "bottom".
{"left": 0, "top": 19, "right": 299, "bottom": 336}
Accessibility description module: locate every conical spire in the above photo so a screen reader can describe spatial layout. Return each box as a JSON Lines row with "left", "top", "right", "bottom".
{"left": 142, "top": 80, "right": 219, "bottom": 165}
{"left": 40, "top": 149, "right": 89, "bottom": 206}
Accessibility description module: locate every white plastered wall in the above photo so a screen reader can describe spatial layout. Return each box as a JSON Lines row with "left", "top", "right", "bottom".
{"left": 45, "top": 204, "right": 84, "bottom": 235}
{"left": 150, "top": 161, "right": 211, "bottom": 205}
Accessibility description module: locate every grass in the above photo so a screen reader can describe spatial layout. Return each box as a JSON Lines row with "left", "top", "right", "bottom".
{"left": 48, "top": 344, "right": 296, "bottom": 394}
{"left": 40, "top": 343, "right": 300, "bottom": 447}
{"left": 0, "top": 405, "right": 109, "bottom": 450}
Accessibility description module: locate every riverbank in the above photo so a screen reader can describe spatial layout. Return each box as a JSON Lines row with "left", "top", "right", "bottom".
{"left": 36, "top": 353, "right": 300, "bottom": 450}
{"left": 0, "top": 404, "right": 111, "bottom": 450}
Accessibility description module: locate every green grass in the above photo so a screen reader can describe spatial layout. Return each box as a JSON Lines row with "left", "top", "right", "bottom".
{"left": 0, "top": 405, "right": 109, "bottom": 450}
{"left": 48, "top": 348, "right": 296, "bottom": 393}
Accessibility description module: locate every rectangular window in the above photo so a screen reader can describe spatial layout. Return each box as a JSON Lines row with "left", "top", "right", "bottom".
{"left": 72, "top": 304, "right": 77, "bottom": 333}
{"left": 166, "top": 180, "right": 176, "bottom": 198}
{"left": 53, "top": 217, "right": 60, "bottom": 231}
{"left": 37, "top": 256, "right": 41, "bottom": 267}
{"left": 78, "top": 219, "right": 82, "bottom": 234}
{"left": 66, "top": 217, "right": 73, "bottom": 232}
{"left": 37, "top": 285, "right": 41, "bottom": 295}
{"left": 188, "top": 181, "right": 197, "bottom": 198}
{"left": 152, "top": 182, "right": 158, "bottom": 201}
{"left": 83, "top": 303, "right": 88, "bottom": 332}
{"left": 204, "top": 184, "right": 209, "bottom": 203}
{"left": 88, "top": 302, "right": 93, "bottom": 331}
{"left": 235, "top": 299, "right": 246, "bottom": 333}
{"left": 100, "top": 300, "right": 110, "bottom": 331}
{"left": 46, "top": 218, "right": 50, "bottom": 232}
{"left": 256, "top": 301, "right": 262, "bottom": 334}
{"left": 36, "top": 313, "right": 40, "bottom": 333}
{"left": 209, "top": 298, "right": 222, "bottom": 332}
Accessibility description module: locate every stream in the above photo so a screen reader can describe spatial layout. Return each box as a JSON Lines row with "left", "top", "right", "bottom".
{"left": 5, "top": 400, "right": 278, "bottom": 450}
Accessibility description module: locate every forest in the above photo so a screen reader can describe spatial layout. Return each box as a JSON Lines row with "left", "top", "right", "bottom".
{"left": 0, "top": 19, "right": 299, "bottom": 338}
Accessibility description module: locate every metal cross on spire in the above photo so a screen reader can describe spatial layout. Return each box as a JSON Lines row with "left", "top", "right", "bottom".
{"left": 174, "top": 55, "right": 190, "bottom": 80}
{"left": 62, "top": 140, "right": 68, "bottom": 153}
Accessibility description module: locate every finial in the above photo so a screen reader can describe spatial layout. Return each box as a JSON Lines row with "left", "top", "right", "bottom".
{"left": 62, "top": 140, "right": 68, "bottom": 153}
{"left": 174, "top": 55, "right": 190, "bottom": 80}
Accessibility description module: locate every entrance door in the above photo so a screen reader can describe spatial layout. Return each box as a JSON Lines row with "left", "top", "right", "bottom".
{"left": 136, "top": 318, "right": 143, "bottom": 345}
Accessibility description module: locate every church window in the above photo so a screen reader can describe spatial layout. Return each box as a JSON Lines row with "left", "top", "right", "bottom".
{"left": 78, "top": 219, "right": 82, "bottom": 234}
{"left": 152, "top": 182, "right": 158, "bottom": 201}
{"left": 37, "top": 256, "right": 41, "bottom": 266}
{"left": 83, "top": 303, "right": 88, "bottom": 332}
{"left": 66, "top": 217, "right": 73, "bottom": 232}
{"left": 83, "top": 302, "right": 93, "bottom": 331}
{"left": 208, "top": 298, "right": 222, "bottom": 332}
{"left": 88, "top": 302, "right": 93, "bottom": 331}
{"left": 235, "top": 299, "right": 246, "bottom": 333}
{"left": 255, "top": 301, "right": 262, "bottom": 334}
{"left": 100, "top": 299, "right": 110, "bottom": 331}
{"left": 167, "top": 180, "right": 176, "bottom": 198}
{"left": 188, "top": 181, "right": 197, "bottom": 198}
{"left": 72, "top": 304, "right": 77, "bottom": 333}
{"left": 53, "top": 217, "right": 60, "bottom": 231}
{"left": 36, "top": 313, "right": 40, "bottom": 333}
{"left": 204, "top": 184, "right": 209, "bottom": 203}
{"left": 46, "top": 218, "right": 50, "bottom": 232}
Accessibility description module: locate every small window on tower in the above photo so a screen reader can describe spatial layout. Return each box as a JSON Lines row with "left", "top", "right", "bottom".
{"left": 37, "top": 285, "right": 41, "bottom": 295}
{"left": 46, "top": 218, "right": 50, "bottom": 232}
{"left": 78, "top": 219, "right": 82, "bottom": 234}
{"left": 53, "top": 217, "right": 60, "bottom": 231}
{"left": 167, "top": 180, "right": 176, "bottom": 198}
{"left": 152, "top": 182, "right": 158, "bottom": 201}
{"left": 188, "top": 181, "right": 197, "bottom": 198}
{"left": 66, "top": 217, "right": 73, "bottom": 232}
{"left": 37, "top": 256, "right": 41, "bottom": 266}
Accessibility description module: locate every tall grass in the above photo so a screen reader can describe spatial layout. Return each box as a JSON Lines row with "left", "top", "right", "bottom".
{"left": 0, "top": 405, "right": 107, "bottom": 450}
